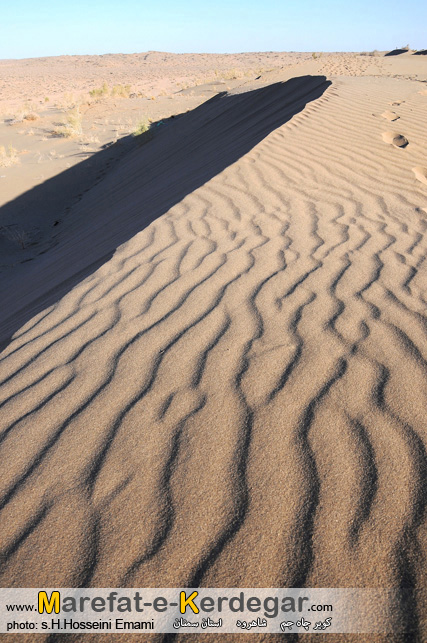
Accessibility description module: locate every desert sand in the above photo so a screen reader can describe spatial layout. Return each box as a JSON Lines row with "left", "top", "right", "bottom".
{"left": 0, "top": 49, "right": 426, "bottom": 642}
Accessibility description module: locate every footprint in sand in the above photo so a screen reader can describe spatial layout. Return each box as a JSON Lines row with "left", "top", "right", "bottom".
{"left": 381, "top": 111, "right": 400, "bottom": 121}
{"left": 389, "top": 100, "right": 404, "bottom": 106}
{"left": 412, "top": 167, "right": 427, "bottom": 186}
{"left": 382, "top": 131, "right": 408, "bottom": 148}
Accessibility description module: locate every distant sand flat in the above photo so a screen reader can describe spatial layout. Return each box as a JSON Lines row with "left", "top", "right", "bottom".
{"left": 0, "top": 53, "right": 427, "bottom": 643}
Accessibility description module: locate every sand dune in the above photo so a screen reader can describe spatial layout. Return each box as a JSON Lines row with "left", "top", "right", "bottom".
{"left": 1, "top": 53, "right": 427, "bottom": 642}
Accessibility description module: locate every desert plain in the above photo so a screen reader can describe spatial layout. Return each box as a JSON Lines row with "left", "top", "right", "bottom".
{"left": 0, "top": 48, "right": 426, "bottom": 642}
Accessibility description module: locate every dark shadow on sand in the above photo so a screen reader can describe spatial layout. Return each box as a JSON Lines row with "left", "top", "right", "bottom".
{"left": 0, "top": 75, "right": 331, "bottom": 352}
{"left": 384, "top": 48, "right": 410, "bottom": 56}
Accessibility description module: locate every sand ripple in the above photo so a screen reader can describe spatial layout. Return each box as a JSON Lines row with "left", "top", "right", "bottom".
{"left": 0, "top": 72, "right": 426, "bottom": 642}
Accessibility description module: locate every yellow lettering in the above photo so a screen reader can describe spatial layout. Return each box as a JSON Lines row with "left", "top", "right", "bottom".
{"left": 180, "top": 591, "right": 199, "bottom": 614}
{"left": 38, "top": 591, "right": 60, "bottom": 614}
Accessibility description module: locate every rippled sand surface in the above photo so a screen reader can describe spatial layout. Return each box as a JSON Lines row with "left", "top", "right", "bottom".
{"left": 1, "top": 51, "right": 427, "bottom": 642}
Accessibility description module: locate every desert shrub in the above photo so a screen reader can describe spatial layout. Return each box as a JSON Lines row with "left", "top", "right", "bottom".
{"left": 111, "top": 84, "right": 132, "bottom": 98}
{"left": 0, "top": 144, "right": 19, "bottom": 166}
{"left": 52, "top": 107, "right": 82, "bottom": 138}
{"left": 222, "top": 68, "right": 244, "bottom": 80}
{"left": 8, "top": 103, "right": 39, "bottom": 123}
{"left": 133, "top": 119, "right": 150, "bottom": 136}
{"left": 61, "top": 92, "right": 78, "bottom": 108}
{"left": 89, "top": 82, "right": 109, "bottom": 98}
{"left": 133, "top": 118, "right": 154, "bottom": 143}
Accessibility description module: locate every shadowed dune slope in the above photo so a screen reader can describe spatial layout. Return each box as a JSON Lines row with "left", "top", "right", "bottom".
{"left": 0, "top": 73, "right": 427, "bottom": 643}
{"left": 385, "top": 49, "right": 411, "bottom": 57}
{"left": 0, "top": 75, "right": 330, "bottom": 351}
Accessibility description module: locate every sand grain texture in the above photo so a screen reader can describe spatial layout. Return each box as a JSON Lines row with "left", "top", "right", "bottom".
{"left": 0, "top": 52, "right": 427, "bottom": 642}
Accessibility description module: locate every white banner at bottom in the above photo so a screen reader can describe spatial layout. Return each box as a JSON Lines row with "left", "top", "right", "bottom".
{"left": 0, "top": 587, "right": 414, "bottom": 634}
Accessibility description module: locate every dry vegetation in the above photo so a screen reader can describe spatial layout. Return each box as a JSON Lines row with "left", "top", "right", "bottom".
{"left": 133, "top": 118, "right": 153, "bottom": 143}
{"left": 52, "top": 107, "right": 83, "bottom": 138}
{"left": 7, "top": 103, "right": 40, "bottom": 124}
{"left": 89, "top": 82, "right": 132, "bottom": 99}
{"left": 0, "top": 144, "right": 19, "bottom": 167}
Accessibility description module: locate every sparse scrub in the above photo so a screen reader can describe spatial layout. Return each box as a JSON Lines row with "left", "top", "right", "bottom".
{"left": 133, "top": 118, "right": 150, "bottom": 136}
{"left": 23, "top": 111, "right": 39, "bottom": 121}
{"left": 0, "top": 144, "right": 19, "bottom": 167}
{"left": 111, "top": 84, "right": 132, "bottom": 98}
{"left": 9, "top": 103, "right": 39, "bottom": 124}
{"left": 221, "top": 68, "right": 244, "bottom": 80}
{"left": 255, "top": 67, "right": 275, "bottom": 75}
{"left": 62, "top": 92, "right": 78, "bottom": 108}
{"left": 312, "top": 52, "right": 322, "bottom": 59}
{"left": 205, "top": 67, "right": 252, "bottom": 84}
{"left": 133, "top": 118, "right": 153, "bottom": 143}
{"left": 52, "top": 107, "right": 82, "bottom": 138}
{"left": 89, "top": 82, "right": 109, "bottom": 99}
{"left": 79, "top": 134, "right": 100, "bottom": 146}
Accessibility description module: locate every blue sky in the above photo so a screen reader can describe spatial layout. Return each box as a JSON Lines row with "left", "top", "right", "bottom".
{"left": 1, "top": 0, "right": 425, "bottom": 59}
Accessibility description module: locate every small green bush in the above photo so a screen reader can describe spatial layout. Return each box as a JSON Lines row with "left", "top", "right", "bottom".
{"left": 133, "top": 118, "right": 153, "bottom": 142}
